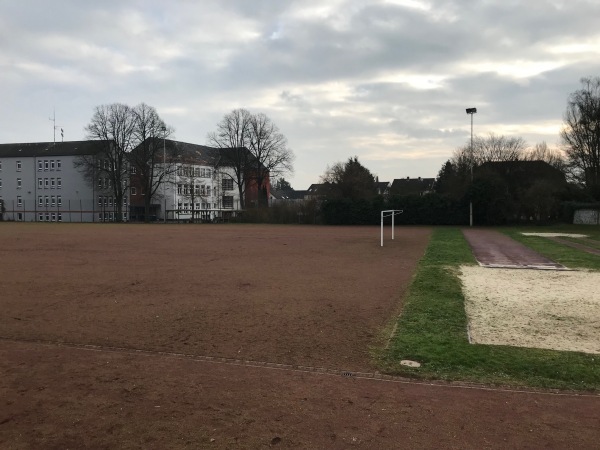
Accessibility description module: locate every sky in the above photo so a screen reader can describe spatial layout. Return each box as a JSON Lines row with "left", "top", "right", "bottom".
{"left": 2, "top": 0, "right": 600, "bottom": 190}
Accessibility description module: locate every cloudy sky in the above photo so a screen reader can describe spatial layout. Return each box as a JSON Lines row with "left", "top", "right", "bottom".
{"left": 1, "top": 1, "right": 599, "bottom": 189}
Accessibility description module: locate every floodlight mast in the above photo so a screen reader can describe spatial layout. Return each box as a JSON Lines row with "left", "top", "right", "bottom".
{"left": 465, "top": 107, "right": 477, "bottom": 227}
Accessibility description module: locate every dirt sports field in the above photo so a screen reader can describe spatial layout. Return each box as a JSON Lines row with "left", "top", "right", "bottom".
{"left": 1, "top": 224, "right": 599, "bottom": 449}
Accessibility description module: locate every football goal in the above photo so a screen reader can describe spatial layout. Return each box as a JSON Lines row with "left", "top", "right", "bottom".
{"left": 381, "top": 209, "right": 404, "bottom": 247}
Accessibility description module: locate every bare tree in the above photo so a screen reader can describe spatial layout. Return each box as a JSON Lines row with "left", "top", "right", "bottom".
{"left": 524, "top": 142, "right": 567, "bottom": 173}
{"left": 208, "top": 109, "right": 294, "bottom": 208}
{"left": 452, "top": 133, "right": 527, "bottom": 167}
{"left": 129, "top": 103, "right": 175, "bottom": 222}
{"left": 77, "top": 103, "right": 136, "bottom": 221}
{"left": 247, "top": 112, "right": 294, "bottom": 206}
{"left": 207, "top": 109, "right": 252, "bottom": 208}
{"left": 561, "top": 76, "right": 600, "bottom": 197}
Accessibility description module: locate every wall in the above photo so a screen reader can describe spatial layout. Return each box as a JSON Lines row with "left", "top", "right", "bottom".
{"left": 574, "top": 209, "right": 600, "bottom": 225}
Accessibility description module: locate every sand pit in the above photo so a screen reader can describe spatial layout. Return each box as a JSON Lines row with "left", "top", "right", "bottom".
{"left": 460, "top": 266, "right": 600, "bottom": 354}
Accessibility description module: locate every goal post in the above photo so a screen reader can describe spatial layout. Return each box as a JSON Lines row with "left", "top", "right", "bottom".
{"left": 381, "top": 209, "right": 404, "bottom": 247}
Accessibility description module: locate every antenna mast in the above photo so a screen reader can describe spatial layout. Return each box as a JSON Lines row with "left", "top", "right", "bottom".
{"left": 49, "top": 109, "right": 64, "bottom": 144}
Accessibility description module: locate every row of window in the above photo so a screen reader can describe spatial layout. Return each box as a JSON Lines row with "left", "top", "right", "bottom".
{"left": 99, "top": 212, "right": 126, "bottom": 222}
{"left": 38, "top": 212, "right": 63, "bottom": 222}
{"left": 13, "top": 212, "right": 127, "bottom": 222}
{"left": 37, "top": 195, "right": 63, "bottom": 207}
{"left": 177, "top": 167, "right": 213, "bottom": 178}
{"left": 98, "top": 196, "right": 127, "bottom": 207}
{"left": 176, "top": 184, "right": 212, "bottom": 196}
{"left": 38, "top": 178, "right": 62, "bottom": 189}
{"left": 37, "top": 159, "right": 62, "bottom": 172}
{"left": 177, "top": 202, "right": 218, "bottom": 211}
{"left": 3, "top": 160, "right": 65, "bottom": 172}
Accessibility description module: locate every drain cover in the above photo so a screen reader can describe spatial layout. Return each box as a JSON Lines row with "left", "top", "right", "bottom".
{"left": 400, "top": 360, "right": 421, "bottom": 368}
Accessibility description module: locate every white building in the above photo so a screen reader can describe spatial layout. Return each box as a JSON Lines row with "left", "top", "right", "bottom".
{"left": 128, "top": 140, "right": 246, "bottom": 222}
{"left": 0, "top": 140, "right": 128, "bottom": 222}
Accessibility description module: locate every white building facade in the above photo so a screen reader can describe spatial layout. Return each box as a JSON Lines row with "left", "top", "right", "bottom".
{"left": 128, "top": 140, "right": 244, "bottom": 222}
{"left": 0, "top": 141, "right": 128, "bottom": 222}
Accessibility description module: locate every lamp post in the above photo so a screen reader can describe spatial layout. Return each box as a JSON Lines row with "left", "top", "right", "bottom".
{"left": 465, "top": 107, "right": 477, "bottom": 227}
{"left": 161, "top": 125, "right": 167, "bottom": 223}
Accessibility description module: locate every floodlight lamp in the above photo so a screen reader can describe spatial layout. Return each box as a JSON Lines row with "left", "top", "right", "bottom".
{"left": 466, "top": 108, "right": 477, "bottom": 114}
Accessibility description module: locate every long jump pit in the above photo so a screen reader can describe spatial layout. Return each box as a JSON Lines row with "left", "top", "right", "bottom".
{"left": 461, "top": 229, "right": 600, "bottom": 354}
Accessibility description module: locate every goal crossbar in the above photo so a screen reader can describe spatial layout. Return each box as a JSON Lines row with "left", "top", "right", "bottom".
{"left": 381, "top": 209, "right": 404, "bottom": 247}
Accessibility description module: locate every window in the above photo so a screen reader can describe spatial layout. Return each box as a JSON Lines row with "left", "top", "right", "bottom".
{"left": 222, "top": 178, "right": 233, "bottom": 190}
{"left": 108, "top": 197, "right": 113, "bottom": 207}
{"left": 16, "top": 161, "right": 22, "bottom": 171}
{"left": 183, "top": 185, "right": 189, "bottom": 195}
{"left": 104, "top": 159, "right": 109, "bottom": 170}
{"left": 51, "top": 178, "right": 55, "bottom": 189}
{"left": 45, "top": 196, "right": 49, "bottom": 207}
{"left": 98, "top": 196, "right": 103, "bottom": 207}
{"left": 17, "top": 212, "right": 23, "bottom": 221}
{"left": 38, "top": 178, "right": 43, "bottom": 188}
{"left": 57, "top": 178, "right": 61, "bottom": 189}
{"left": 44, "top": 178, "right": 49, "bottom": 188}
{"left": 50, "top": 160, "right": 55, "bottom": 170}
{"left": 38, "top": 160, "right": 43, "bottom": 171}
{"left": 57, "top": 196, "right": 62, "bottom": 206}
{"left": 44, "top": 160, "right": 49, "bottom": 170}
{"left": 17, "top": 196, "right": 22, "bottom": 207}
{"left": 123, "top": 197, "right": 127, "bottom": 206}
{"left": 57, "top": 213, "right": 62, "bottom": 222}
{"left": 131, "top": 187, "right": 136, "bottom": 195}
{"left": 177, "top": 184, "right": 182, "bottom": 195}
{"left": 51, "top": 213, "right": 56, "bottom": 222}
{"left": 206, "top": 169, "right": 212, "bottom": 178}
{"left": 45, "top": 213, "right": 50, "bottom": 222}
{"left": 17, "top": 178, "right": 22, "bottom": 189}
{"left": 98, "top": 213, "right": 102, "bottom": 221}
{"left": 200, "top": 185, "right": 206, "bottom": 195}
{"left": 0, "top": 179, "right": 2, "bottom": 189}
{"left": 104, "top": 197, "right": 108, "bottom": 207}
{"left": 38, "top": 196, "right": 43, "bottom": 207}
{"left": 222, "top": 195, "right": 234, "bottom": 209}
{"left": 38, "top": 213, "right": 44, "bottom": 221}
{"left": 56, "top": 160, "right": 61, "bottom": 171}
{"left": 98, "top": 178, "right": 103, "bottom": 188}
{"left": 207, "top": 186, "right": 211, "bottom": 197}
{"left": 130, "top": 166, "right": 137, "bottom": 174}
{"left": 51, "top": 196, "right": 56, "bottom": 206}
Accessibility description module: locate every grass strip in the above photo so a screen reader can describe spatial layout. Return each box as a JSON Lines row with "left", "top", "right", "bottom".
{"left": 381, "top": 227, "right": 600, "bottom": 391}
{"left": 504, "top": 226, "right": 600, "bottom": 271}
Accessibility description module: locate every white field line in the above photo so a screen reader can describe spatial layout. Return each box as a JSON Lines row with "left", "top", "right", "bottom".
{"left": 1, "top": 336, "right": 599, "bottom": 398}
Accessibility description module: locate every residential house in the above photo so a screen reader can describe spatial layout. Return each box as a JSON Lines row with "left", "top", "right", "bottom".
{"left": 389, "top": 177, "right": 435, "bottom": 196}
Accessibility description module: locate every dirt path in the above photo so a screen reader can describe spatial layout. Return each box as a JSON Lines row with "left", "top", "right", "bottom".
{"left": 462, "top": 229, "right": 565, "bottom": 269}
{"left": 2, "top": 340, "right": 599, "bottom": 450}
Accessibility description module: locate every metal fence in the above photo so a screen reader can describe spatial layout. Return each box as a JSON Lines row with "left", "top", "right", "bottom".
{"left": 1, "top": 198, "right": 129, "bottom": 223}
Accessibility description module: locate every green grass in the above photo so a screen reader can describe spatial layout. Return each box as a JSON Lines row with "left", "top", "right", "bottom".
{"left": 504, "top": 225, "right": 600, "bottom": 271}
{"left": 380, "top": 227, "right": 600, "bottom": 391}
